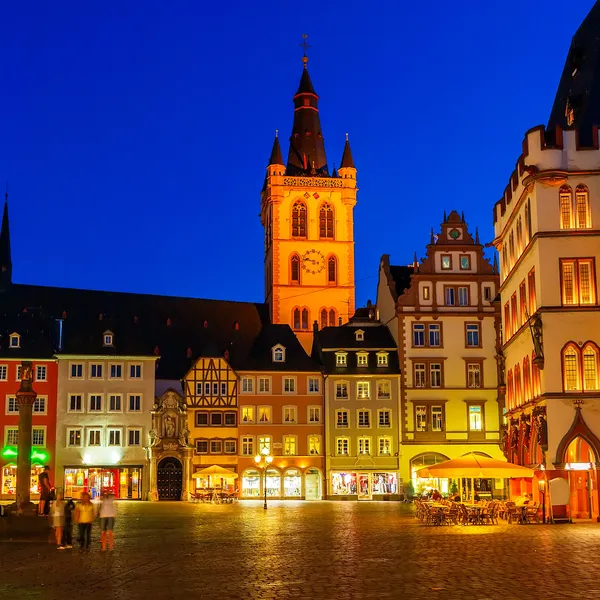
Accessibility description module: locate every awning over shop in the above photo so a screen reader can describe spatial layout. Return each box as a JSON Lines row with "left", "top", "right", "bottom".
{"left": 415, "top": 453, "right": 534, "bottom": 479}
{"left": 192, "top": 466, "right": 238, "bottom": 479}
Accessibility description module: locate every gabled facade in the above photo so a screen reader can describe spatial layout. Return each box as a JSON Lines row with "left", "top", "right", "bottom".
{"left": 313, "top": 314, "right": 401, "bottom": 500}
{"left": 492, "top": 3, "right": 600, "bottom": 519}
{"left": 377, "top": 211, "right": 504, "bottom": 498}
{"left": 262, "top": 56, "right": 357, "bottom": 352}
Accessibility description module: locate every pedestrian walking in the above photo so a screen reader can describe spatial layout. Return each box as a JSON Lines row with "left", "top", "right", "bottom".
{"left": 49, "top": 493, "right": 65, "bottom": 550}
{"left": 74, "top": 492, "right": 94, "bottom": 551}
{"left": 38, "top": 465, "right": 52, "bottom": 516}
{"left": 98, "top": 489, "right": 116, "bottom": 551}
{"left": 62, "top": 497, "right": 76, "bottom": 548}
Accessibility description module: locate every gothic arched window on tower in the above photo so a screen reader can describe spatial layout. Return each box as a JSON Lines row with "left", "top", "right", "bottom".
{"left": 320, "top": 309, "right": 328, "bottom": 329}
{"left": 327, "top": 255, "right": 337, "bottom": 284}
{"left": 292, "top": 201, "right": 307, "bottom": 238}
{"left": 328, "top": 309, "right": 336, "bottom": 327}
{"left": 293, "top": 308, "right": 301, "bottom": 330}
{"left": 319, "top": 203, "right": 334, "bottom": 239}
{"left": 562, "top": 343, "right": 581, "bottom": 391}
{"left": 301, "top": 308, "right": 309, "bottom": 330}
{"left": 290, "top": 254, "right": 300, "bottom": 284}
{"left": 559, "top": 186, "right": 573, "bottom": 229}
{"left": 575, "top": 185, "right": 591, "bottom": 229}
{"left": 582, "top": 343, "right": 599, "bottom": 391}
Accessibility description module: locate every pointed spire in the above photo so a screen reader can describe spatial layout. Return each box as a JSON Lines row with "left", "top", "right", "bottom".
{"left": 331, "top": 163, "right": 338, "bottom": 178}
{"left": 268, "top": 130, "right": 284, "bottom": 166}
{"left": 548, "top": 2, "right": 600, "bottom": 145}
{"left": 493, "top": 253, "right": 499, "bottom": 275}
{"left": 430, "top": 228, "right": 435, "bottom": 244}
{"left": 461, "top": 210, "right": 465, "bottom": 222}
{"left": 413, "top": 251, "right": 418, "bottom": 266}
{"left": 475, "top": 227, "right": 480, "bottom": 244}
{"left": 340, "top": 133, "right": 355, "bottom": 169}
{"left": 443, "top": 210, "right": 448, "bottom": 222}
{"left": 0, "top": 191, "right": 12, "bottom": 292}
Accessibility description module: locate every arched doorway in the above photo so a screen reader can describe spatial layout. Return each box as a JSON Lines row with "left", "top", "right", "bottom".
{"left": 157, "top": 457, "right": 182, "bottom": 501}
{"left": 305, "top": 468, "right": 321, "bottom": 500}
{"left": 566, "top": 437, "right": 597, "bottom": 519}
{"left": 410, "top": 452, "right": 449, "bottom": 497}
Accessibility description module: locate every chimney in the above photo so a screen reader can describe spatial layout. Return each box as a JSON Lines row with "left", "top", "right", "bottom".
{"left": 338, "top": 317, "right": 342, "bottom": 326}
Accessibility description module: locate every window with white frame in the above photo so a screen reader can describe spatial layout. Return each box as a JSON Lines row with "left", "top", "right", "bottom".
{"left": 357, "top": 409, "right": 371, "bottom": 428}
{"left": 378, "top": 409, "right": 391, "bottom": 428}
{"left": 129, "top": 364, "right": 142, "bottom": 379}
{"left": 458, "top": 286, "right": 469, "bottom": 306}
{"left": 283, "top": 377, "right": 296, "bottom": 393}
{"left": 468, "top": 404, "right": 484, "bottom": 431}
{"left": 6, "top": 427, "right": 18, "bottom": 445}
{"left": 195, "top": 382, "right": 203, "bottom": 396}
{"left": 357, "top": 352, "right": 369, "bottom": 367}
{"left": 15, "top": 365, "right": 21, "bottom": 380}
{"left": 258, "top": 377, "right": 271, "bottom": 393}
{"left": 308, "top": 377, "right": 320, "bottom": 393}
{"left": 6, "top": 396, "right": 18, "bottom": 414}
{"left": 431, "top": 406, "right": 444, "bottom": 431}
{"left": 88, "top": 429, "right": 102, "bottom": 446}
{"left": 283, "top": 406, "right": 297, "bottom": 423}
{"left": 241, "top": 436, "right": 254, "bottom": 456}
{"left": 220, "top": 382, "right": 227, "bottom": 396}
{"left": 212, "top": 382, "right": 219, "bottom": 396}
{"left": 413, "top": 323, "right": 425, "bottom": 346}
{"left": 90, "top": 363, "right": 103, "bottom": 379}
{"left": 67, "top": 428, "right": 82, "bottom": 447}
{"left": 33, "top": 397, "right": 46, "bottom": 414}
{"left": 308, "top": 435, "right": 321, "bottom": 455}
{"left": 109, "top": 364, "right": 123, "bottom": 379}
{"left": 224, "top": 440, "right": 236, "bottom": 454}
{"left": 241, "top": 377, "right": 254, "bottom": 393}
{"left": 128, "top": 428, "right": 142, "bottom": 446}
{"left": 336, "top": 437, "right": 349, "bottom": 456}
{"left": 210, "top": 439, "right": 223, "bottom": 454}
{"left": 430, "top": 363, "right": 442, "bottom": 387}
{"left": 89, "top": 394, "right": 102, "bottom": 412}
{"left": 103, "top": 332, "right": 114, "bottom": 346}
{"left": 283, "top": 435, "right": 297, "bottom": 455}
{"left": 108, "top": 395, "right": 122, "bottom": 412}
{"left": 241, "top": 406, "right": 254, "bottom": 423}
{"left": 32, "top": 428, "right": 45, "bottom": 446}
{"left": 0, "top": 365, "right": 7, "bottom": 381}
{"left": 355, "top": 330, "right": 364, "bottom": 341}
{"left": 272, "top": 345, "right": 286, "bottom": 363}
{"left": 35, "top": 365, "right": 47, "bottom": 381}
{"left": 414, "top": 363, "right": 426, "bottom": 388}
{"left": 335, "top": 381, "right": 349, "bottom": 399}
{"left": 336, "top": 409, "right": 349, "bottom": 428}
{"left": 108, "top": 429, "right": 122, "bottom": 446}
{"left": 68, "top": 394, "right": 83, "bottom": 412}
{"left": 128, "top": 395, "right": 141, "bottom": 412}
{"left": 467, "top": 363, "right": 482, "bottom": 388}
{"left": 70, "top": 363, "right": 83, "bottom": 379}
{"left": 357, "top": 381, "right": 370, "bottom": 399}
{"left": 377, "top": 380, "right": 391, "bottom": 399}
{"left": 429, "top": 324, "right": 441, "bottom": 347}
{"left": 466, "top": 323, "right": 481, "bottom": 347}
{"left": 196, "top": 439, "right": 209, "bottom": 454}
{"left": 378, "top": 437, "right": 392, "bottom": 456}
{"left": 358, "top": 437, "right": 371, "bottom": 455}
{"left": 9, "top": 333, "right": 20, "bottom": 348}
{"left": 258, "top": 436, "right": 271, "bottom": 454}
{"left": 204, "top": 382, "right": 211, "bottom": 396}
{"left": 336, "top": 352, "right": 347, "bottom": 366}
{"left": 308, "top": 406, "right": 321, "bottom": 423}
{"left": 377, "top": 353, "right": 389, "bottom": 367}
{"left": 258, "top": 406, "right": 271, "bottom": 423}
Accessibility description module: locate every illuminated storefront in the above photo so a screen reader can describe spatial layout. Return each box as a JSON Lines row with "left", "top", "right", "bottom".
{"left": 1, "top": 464, "right": 45, "bottom": 498}
{"left": 330, "top": 471, "right": 399, "bottom": 500}
{"left": 240, "top": 467, "right": 322, "bottom": 499}
{"left": 64, "top": 467, "right": 143, "bottom": 499}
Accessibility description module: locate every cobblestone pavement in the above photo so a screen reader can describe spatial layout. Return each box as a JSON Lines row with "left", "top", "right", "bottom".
{"left": 2, "top": 501, "right": 600, "bottom": 600}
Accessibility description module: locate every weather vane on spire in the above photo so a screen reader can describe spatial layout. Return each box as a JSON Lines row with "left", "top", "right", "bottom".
{"left": 300, "top": 34, "right": 310, "bottom": 67}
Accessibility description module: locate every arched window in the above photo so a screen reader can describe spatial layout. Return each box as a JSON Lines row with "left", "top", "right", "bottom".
{"left": 532, "top": 351, "right": 541, "bottom": 398}
{"left": 301, "top": 308, "right": 309, "bottom": 330}
{"left": 327, "top": 255, "right": 337, "bottom": 284}
{"left": 515, "top": 364, "right": 522, "bottom": 406}
{"left": 507, "top": 369, "right": 514, "bottom": 410}
{"left": 320, "top": 309, "right": 328, "bottom": 329}
{"left": 319, "top": 203, "right": 334, "bottom": 239}
{"left": 523, "top": 356, "right": 531, "bottom": 402}
{"left": 328, "top": 309, "right": 336, "bottom": 326}
{"left": 525, "top": 199, "right": 532, "bottom": 242}
{"left": 291, "top": 201, "right": 307, "bottom": 238}
{"left": 575, "top": 185, "right": 591, "bottom": 229}
{"left": 290, "top": 254, "right": 300, "bottom": 284}
{"left": 559, "top": 186, "right": 573, "bottom": 230}
{"left": 508, "top": 231, "right": 515, "bottom": 266}
{"left": 562, "top": 343, "right": 581, "bottom": 391}
{"left": 516, "top": 216, "right": 523, "bottom": 254}
{"left": 293, "top": 308, "right": 301, "bottom": 330}
{"left": 502, "top": 247, "right": 508, "bottom": 278}
{"left": 582, "top": 343, "right": 599, "bottom": 391}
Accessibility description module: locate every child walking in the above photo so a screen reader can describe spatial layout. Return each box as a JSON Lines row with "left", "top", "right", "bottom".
{"left": 74, "top": 492, "right": 94, "bottom": 551}
{"left": 99, "top": 490, "right": 116, "bottom": 551}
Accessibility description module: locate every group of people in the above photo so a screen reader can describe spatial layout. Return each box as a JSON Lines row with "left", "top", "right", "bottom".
{"left": 40, "top": 466, "right": 117, "bottom": 552}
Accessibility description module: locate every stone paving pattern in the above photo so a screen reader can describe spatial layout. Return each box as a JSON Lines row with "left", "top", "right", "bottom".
{"left": 1, "top": 501, "right": 600, "bottom": 600}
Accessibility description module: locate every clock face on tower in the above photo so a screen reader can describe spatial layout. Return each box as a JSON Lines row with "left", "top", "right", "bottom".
{"left": 302, "top": 249, "right": 325, "bottom": 274}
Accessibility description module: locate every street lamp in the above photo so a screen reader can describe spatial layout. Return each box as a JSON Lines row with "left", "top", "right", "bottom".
{"left": 254, "top": 446, "right": 273, "bottom": 510}
{"left": 538, "top": 478, "right": 546, "bottom": 524}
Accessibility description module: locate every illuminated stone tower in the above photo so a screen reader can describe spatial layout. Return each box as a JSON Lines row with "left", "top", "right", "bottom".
{"left": 261, "top": 45, "right": 357, "bottom": 351}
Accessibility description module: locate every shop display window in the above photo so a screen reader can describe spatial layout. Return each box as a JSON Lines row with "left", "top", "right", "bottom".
{"left": 242, "top": 469, "right": 260, "bottom": 497}
{"left": 283, "top": 469, "right": 302, "bottom": 497}
{"left": 64, "top": 467, "right": 142, "bottom": 499}
{"left": 266, "top": 469, "right": 281, "bottom": 497}
{"left": 372, "top": 473, "right": 398, "bottom": 494}
{"left": 331, "top": 472, "right": 357, "bottom": 495}
{"left": 1, "top": 464, "right": 44, "bottom": 496}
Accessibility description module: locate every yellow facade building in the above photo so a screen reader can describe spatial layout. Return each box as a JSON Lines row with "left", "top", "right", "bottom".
{"left": 261, "top": 59, "right": 357, "bottom": 352}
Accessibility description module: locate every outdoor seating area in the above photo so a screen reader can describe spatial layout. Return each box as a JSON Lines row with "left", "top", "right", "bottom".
{"left": 190, "top": 489, "right": 239, "bottom": 504}
{"left": 414, "top": 498, "right": 542, "bottom": 526}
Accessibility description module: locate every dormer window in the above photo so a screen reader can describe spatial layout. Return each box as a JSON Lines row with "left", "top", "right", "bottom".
{"left": 355, "top": 329, "right": 365, "bottom": 342}
{"left": 103, "top": 331, "right": 114, "bottom": 347}
{"left": 336, "top": 352, "right": 348, "bottom": 367}
{"left": 357, "top": 352, "right": 369, "bottom": 367}
{"left": 377, "top": 352, "right": 389, "bottom": 367}
{"left": 9, "top": 333, "right": 20, "bottom": 349}
{"left": 272, "top": 345, "right": 286, "bottom": 363}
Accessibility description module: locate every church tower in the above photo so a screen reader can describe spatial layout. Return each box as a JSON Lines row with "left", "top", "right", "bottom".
{"left": 261, "top": 44, "right": 357, "bottom": 351}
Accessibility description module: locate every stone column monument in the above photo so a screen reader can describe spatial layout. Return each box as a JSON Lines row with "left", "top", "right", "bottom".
{"left": 15, "top": 361, "right": 37, "bottom": 513}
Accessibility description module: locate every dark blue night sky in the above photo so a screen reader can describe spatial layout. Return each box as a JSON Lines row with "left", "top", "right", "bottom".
{"left": 0, "top": 1, "right": 593, "bottom": 307}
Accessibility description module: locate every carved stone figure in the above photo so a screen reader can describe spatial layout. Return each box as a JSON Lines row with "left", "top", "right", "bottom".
{"left": 165, "top": 415, "right": 175, "bottom": 438}
{"left": 179, "top": 426, "right": 190, "bottom": 447}
{"left": 149, "top": 428, "right": 159, "bottom": 447}
{"left": 531, "top": 314, "right": 545, "bottom": 369}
